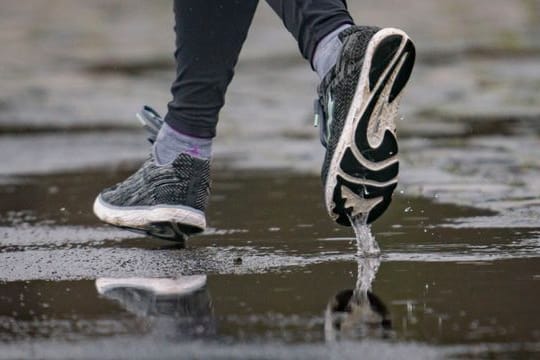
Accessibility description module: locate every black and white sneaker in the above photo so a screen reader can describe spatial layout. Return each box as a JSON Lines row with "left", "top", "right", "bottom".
{"left": 93, "top": 152, "right": 210, "bottom": 242}
{"left": 316, "top": 26, "right": 416, "bottom": 226}
{"left": 94, "top": 106, "right": 210, "bottom": 242}
{"left": 93, "top": 153, "right": 210, "bottom": 241}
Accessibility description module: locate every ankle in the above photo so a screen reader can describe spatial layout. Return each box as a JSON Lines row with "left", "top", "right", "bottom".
{"left": 154, "top": 123, "right": 213, "bottom": 165}
{"left": 312, "top": 24, "right": 353, "bottom": 79}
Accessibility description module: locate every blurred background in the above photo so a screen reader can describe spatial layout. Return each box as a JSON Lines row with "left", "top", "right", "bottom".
{"left": 1, "top": 1, "right": 540, "bottom": 358}
{"left": 1, "top": 0, "right": 539, "bottom": 175}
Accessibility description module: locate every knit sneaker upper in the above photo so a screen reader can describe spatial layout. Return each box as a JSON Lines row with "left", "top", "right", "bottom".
{"left": 100, "top": 153, "right": 210, "bottom": 212}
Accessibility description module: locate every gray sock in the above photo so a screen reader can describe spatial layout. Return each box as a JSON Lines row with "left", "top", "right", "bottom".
{"left": 153, "top": 123, "right": 212, "bottom": 165}
{"left": 313, "top": 24, "right": 352, "bottom": 79}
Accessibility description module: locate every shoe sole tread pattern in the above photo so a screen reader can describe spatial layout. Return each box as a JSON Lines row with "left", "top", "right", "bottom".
{"left": 93, "top": 195, "right": 205, "bottom": 242}
{"left": 325, "top": 28, "right": 416, "bottom": 226}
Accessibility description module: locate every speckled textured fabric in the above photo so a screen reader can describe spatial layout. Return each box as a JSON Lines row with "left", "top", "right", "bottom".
{"left": 318, "top": 26, "right": 381, "bottom": 187}
{"left": 100, "top": 153, "right": 210, "bottom": 212}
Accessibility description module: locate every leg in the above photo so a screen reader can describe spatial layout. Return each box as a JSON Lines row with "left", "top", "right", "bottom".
{"left": 165, "top": 0, "right": 259, "bottom": 139}
{"left": 93, "top": 0, "right": 259, "bottom": 241}
{"left": 265, "top": 0, "right": 353, "bottom": 64}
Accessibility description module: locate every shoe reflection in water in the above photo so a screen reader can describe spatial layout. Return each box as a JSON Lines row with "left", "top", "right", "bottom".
{"left": 325, "top": 257, "right": 392, "bottom": 341}
{"left": 95, "top": 276, "right": 216, "bottom": 339}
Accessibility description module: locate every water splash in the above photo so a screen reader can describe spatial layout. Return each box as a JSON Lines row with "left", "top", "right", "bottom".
{"left": 349, "top": 213, "right": 381, "bottom": 296}
{"left": 348, "top": 213, "right": 380, "bottom": 257}
{"left": 355, "top": 256, "right": 381, "bottom": 295}
{"left": 323, "top": 250, "right": 387, "bottom": 341}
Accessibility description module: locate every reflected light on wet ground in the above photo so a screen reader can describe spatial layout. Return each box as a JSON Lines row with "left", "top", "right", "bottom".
{"left": 0, "top": 170, "right": 539, "bottom": 359}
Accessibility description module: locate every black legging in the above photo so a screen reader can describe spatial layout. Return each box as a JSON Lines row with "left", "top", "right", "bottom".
{"left": 164, "top": 0, "right": 353, "bottom": 138}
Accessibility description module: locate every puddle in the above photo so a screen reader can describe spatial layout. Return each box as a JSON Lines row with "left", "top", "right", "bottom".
{"left": 1, "top": 0, "right": 539, "bottom": 356}
{"left": 0, "top": 169, "right": 539, "bottom": 358}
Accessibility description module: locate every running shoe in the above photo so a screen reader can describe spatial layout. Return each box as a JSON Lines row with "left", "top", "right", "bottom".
{"left": 93, "top": 107, "right": 210, "bottom": 242}
{"left": 315, "top": 26, "right": 416, "bottom": 226}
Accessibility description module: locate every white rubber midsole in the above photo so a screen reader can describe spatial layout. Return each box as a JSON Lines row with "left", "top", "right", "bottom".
{"left": 324, "top": 28, "right": 410, "bottom": 219}
{"left": 93, "top": 195, "right": 206, "bottom": 230}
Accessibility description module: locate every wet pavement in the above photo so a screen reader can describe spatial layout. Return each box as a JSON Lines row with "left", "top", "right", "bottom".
{"left": 1, "top": 170, "right": 540, "bottom": 359}
{"left": 1, "top": 0, "right": 540, "bottom": 358}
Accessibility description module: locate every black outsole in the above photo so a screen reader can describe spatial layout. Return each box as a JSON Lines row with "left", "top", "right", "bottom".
{"left": 369, "top": 35, "right": 403, "bottom": 92}
{"left": 117, "top": 222, "right": 204, "bottom": 244}
{"left": 331, "top": 35, "right": 416, "bottom": 226}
